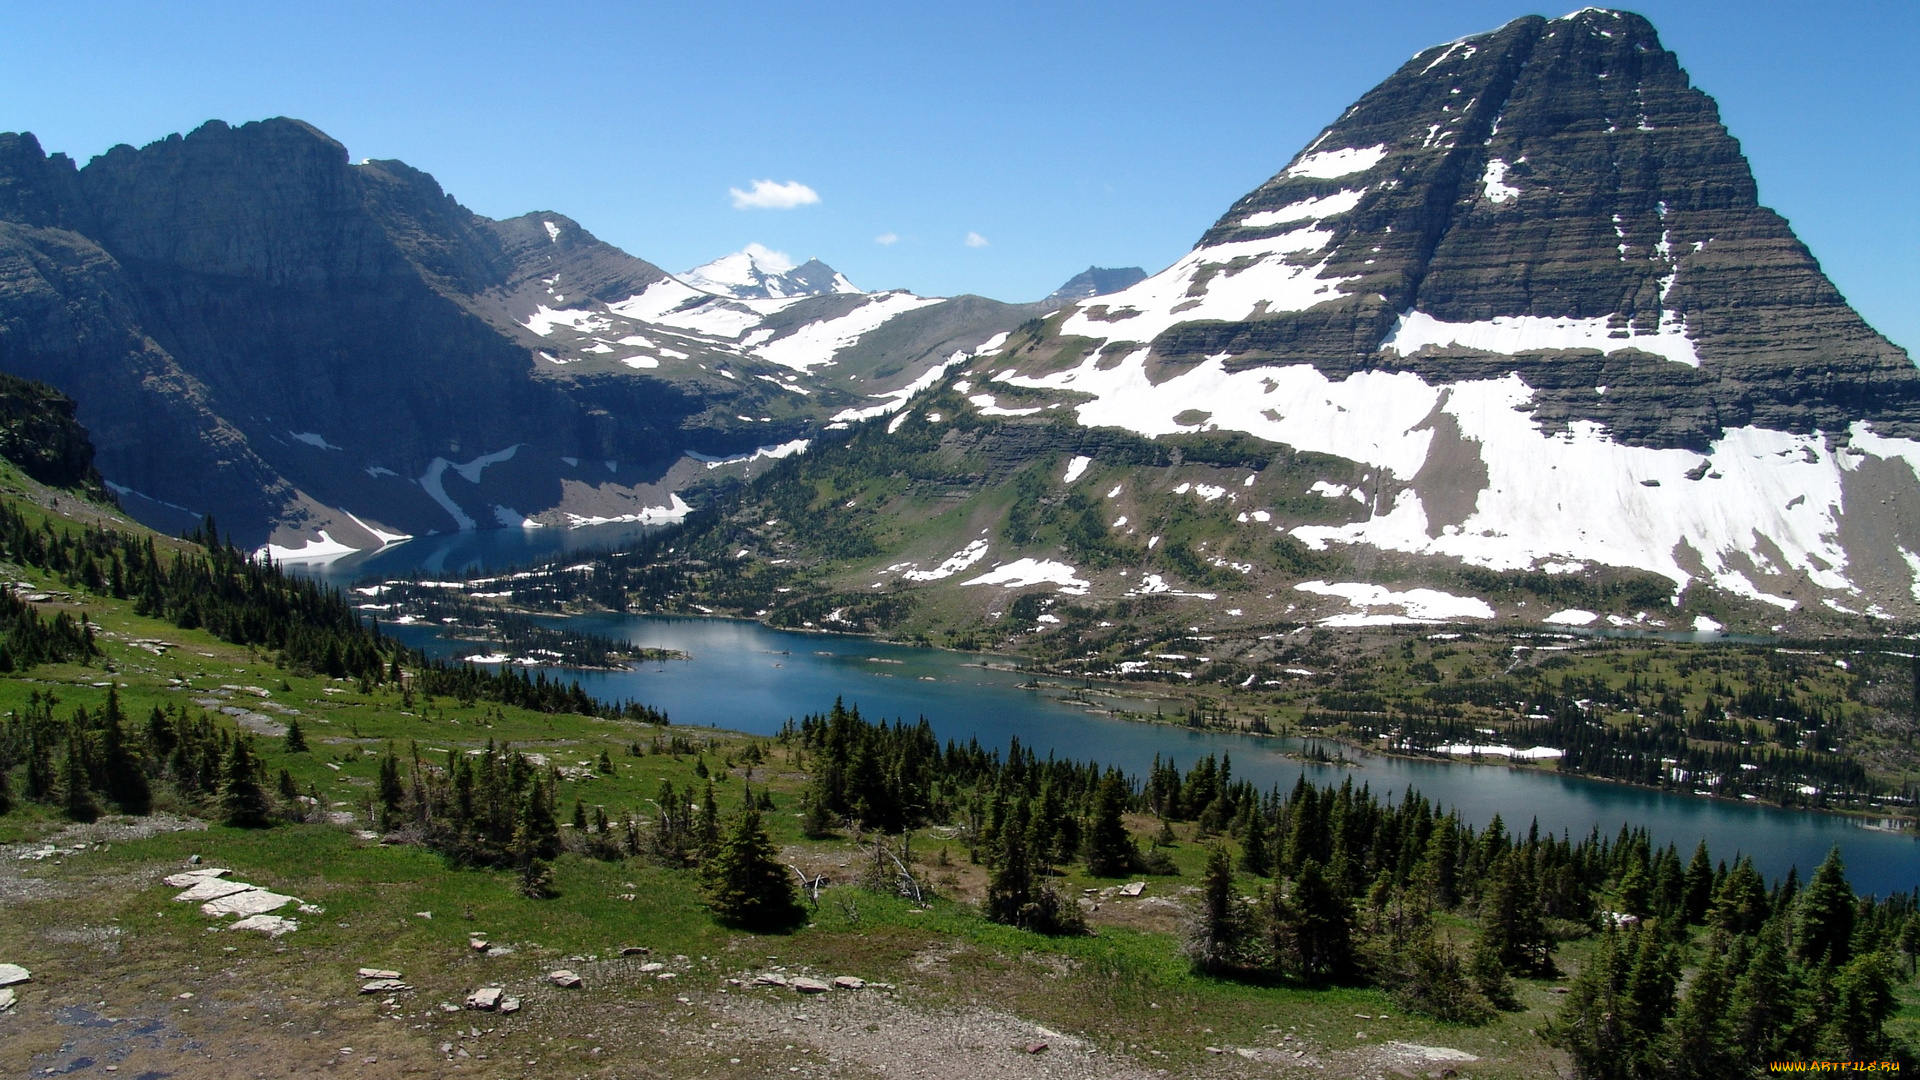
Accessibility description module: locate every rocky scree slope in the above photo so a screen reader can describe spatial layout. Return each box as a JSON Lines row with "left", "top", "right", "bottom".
{"left": 931, "top": 8, "right": 1920, "bottom": 624}
{"left": 0, "top": 120, "right": 1040, "bottom": 554}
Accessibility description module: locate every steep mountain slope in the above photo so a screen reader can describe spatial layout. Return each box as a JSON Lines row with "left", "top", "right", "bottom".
{"left": 943, "top": 9, "right": 1920, "bottom": 624}
{"left": 672, "top": 9, "right": 1920, "bottom": 636}
{"left": 0, "top": 120, "right": 1042, "bottom": 555}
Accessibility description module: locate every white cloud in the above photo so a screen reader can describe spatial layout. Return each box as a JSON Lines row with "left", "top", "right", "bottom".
{"left": 873, "top": 232, "right": 899, "bottom": 246}
{"left": 729, "top": 179, "right": 821, "bottom": 210}
{"left": 741, "top": 242, "right": 796, "bottom": 272}
{"left": 964, "top": 231, "right": 989, "bottom": 248}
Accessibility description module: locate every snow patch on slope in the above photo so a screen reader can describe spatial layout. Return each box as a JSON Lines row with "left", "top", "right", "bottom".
{"left": 1240, "top": 188, "right": 1366, "bottom": 227}
{"left": 1000, "top": 350, "right": 1880, "bottom": 597}
{"left": 1381, "top": 310, "right": 1699, "bottom": 367}
{"left": 754, "top": 292, "right": 943, "bottom": 371}
{"left": 1060, "top": 226, "right": 1354, "bottom": 345}
{"left": 1284, "top": 144, "right": 1389, "bottom": 179}
{"left": 1296, "top": 580, "right": 1494, "bottom": 624}
{"left": 962, "top": 558, "right": 1090, "bottom": 594}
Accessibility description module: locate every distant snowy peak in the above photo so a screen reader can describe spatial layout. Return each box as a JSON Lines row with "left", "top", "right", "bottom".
{"left": 1045, "top": 266, "right": 1147, "bottom": 304}
{"left": 681, "top": 244, "right": 861, "bottom": 300}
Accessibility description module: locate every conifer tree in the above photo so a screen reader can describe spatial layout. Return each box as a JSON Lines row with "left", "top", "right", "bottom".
{"left": 284, "top": 716, "right": 308, "bottom": 753}
{"left": 1821, "top": 951, "right": 1898, "bottom": 1060}
{"left": 376, "top": 745, "right": 405, "bottom": 832}
{"left": 985, "top": 797, "right": 1035, "bottom": 925}
{"left": 1662, "top": 934, "right": 1738, "bottom": 1075}
{"left": 1281, "top": 859, "right": 1354, "bottom": 984}
{"left": 1239, "top": 806, "right": 1271, "bottom": 877}
{"left": 1083, "top": 771, "right": 1135, "bottom": 877}
{"left": 99, "top": 692, "right": 150, "bottom": 815}
{"left": 1481, "top": 855, "right": 1553, "bottom": 974}
{"left": 1680, "top": 840, "right": 1714, "bottom": 924}
{"left": 217, "top": 737, "right": 270, "bottom": 828}
{"left": 702, "top": 805, "right": 804, "bottom": 931}
{"left": 1795, "top": 848, "right": 1856, "bottom": 969}
{"left": 61, "top": 724, "right": 98, "bottom": 823}
{"left": 1185, "top": 844, "right": 1246, "bottom": 975}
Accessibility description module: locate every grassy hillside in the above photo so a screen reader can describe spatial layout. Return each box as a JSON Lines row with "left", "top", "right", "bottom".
{"left": 1, "top": 459, "right": 1916, "bottom": 1078}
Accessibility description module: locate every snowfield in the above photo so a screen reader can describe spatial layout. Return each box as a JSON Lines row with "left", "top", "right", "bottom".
{"left": 1381, "top": 309, "right": 1699, "bottom": 367}
{"left": 997, "top": 347, "right": 1910, "bottom": 600}
{"left": 1296, "top": 580, "right": 1494, "bottom": 624}
{"left": 962, "top": 558, "right": 1090, "bottom": 594}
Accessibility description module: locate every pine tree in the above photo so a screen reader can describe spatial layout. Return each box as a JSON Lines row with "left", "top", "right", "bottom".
{"left": 985, "top": 797, "right": 1035, "bottom": 925}
{"left": 1710, "top": 856, "right": 1770, "bottom": 935}
{"left": 217, "top": 737, "right": 271, "bottom": 828}
{"left": 1544, "top": 925, "right": 1674, "bottom": 1080}
{"left": 1820, "top": 951, "right": 1898, "bottom": 1060}
{"left": 1730, "top": 924, "right": 1798, "bottom": 1066}
{"left": 1083, "top": 771, "right": 1135, "bottom": 877}
{"left": 99, "top": 693, "right": 150, "bottom": 815}
{"left": 376, "top": 746, "right": 405, "bottom": 832}
{"left": 1282, "top": 859, "right": 1354, "bottom": 984}
{"left": 1481, "top": 855, "right": 1553, "bottom": 975}
{"left": 60, "top": 724, "right": 98, "bottom": 823}
{"left": 284, "top": 716, "right": 308, "bottom": 753}
{"left": 1680, "top": 840, "right": 1714, "bottom": 924}
{"left": 1795, "top": 847, "right": 1856, "bottom": 969}
{"left": 1469, "top": 934, "right": 1518, "bottom": 1011}
{"left": 1662, "top": 933, "right": 1738, "bottom": 1075}
{"left": 1239, "top": 807, "right": 1271, "bottom": 877}
{"left": 1185, "top": 844, "right": 1246, "bottom": 975}
{"left": 0, "top": 762, "right": 11, "bottom": 816}
{"left": 702, "top": 805, "right": 805, "bottom": 932}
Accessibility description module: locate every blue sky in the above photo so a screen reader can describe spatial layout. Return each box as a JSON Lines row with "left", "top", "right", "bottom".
{"left": 2, "top": 1, "right": 1913, "bottom": 350}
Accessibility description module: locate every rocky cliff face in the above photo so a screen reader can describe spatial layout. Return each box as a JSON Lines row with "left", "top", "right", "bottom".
{"left": 0, "top": 120, "right": 1034, "bottom": 553}
{"left": 947, "top": 9, "right": 1920, "bottom": 621}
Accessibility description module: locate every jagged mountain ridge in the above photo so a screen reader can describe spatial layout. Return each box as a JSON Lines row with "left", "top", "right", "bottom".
{"left": 744, "top": 8, "right": 1920, "bottom": 628}
{"left": 0, "top": 120, "right": 1038, "bottom": 553}
{"left": 680, "top": 244, "right": 860, "bottom": 300}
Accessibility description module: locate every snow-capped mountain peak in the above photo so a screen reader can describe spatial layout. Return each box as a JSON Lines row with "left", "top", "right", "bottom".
{"left": 681, "top": 243, "right": 861, "bottom": 300}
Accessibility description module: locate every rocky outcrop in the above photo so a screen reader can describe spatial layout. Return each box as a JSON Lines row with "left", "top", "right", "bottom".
{"left": 1045, "top": 266, "right": 1146, "bottom": 304}
{"left": 1014, "top": 10, "right": 1914, "bottom": 452}
{"left": 0, "top": 119, "right": 1046, "bottom": 550}
{"left": 0, "top": 371, "right": 112, "bottom": 500}
{"left": 972, "top": 9, "right": 1920, "bottom": 616}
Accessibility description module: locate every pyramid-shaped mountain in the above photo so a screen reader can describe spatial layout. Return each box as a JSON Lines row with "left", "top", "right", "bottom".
{"left": 681, "top": 244, "right": 862, "bottom": 299}
{"left": 970, "top": 9, "right": 1920, "bottom": 617}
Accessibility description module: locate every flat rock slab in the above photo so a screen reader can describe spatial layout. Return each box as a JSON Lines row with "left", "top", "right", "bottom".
{"left": 228, "top": 914, "right": 299, "bottom": 936}
{"left": 360, "top": 979, "right": 412, "bottom": 994}
{"left": 1385, "top": 1043, "right": 1479, "bottom": 1063}
{"left": 548, "top": 969, "right": 583, "bottom": 989}
{"left": 0, "top": 964, "right": 30, "bottom": 987}
{"left": 1120, "top": 881, "right": 1146, "bottom": 897}
{"left": 466, "top": 987, "right": 503, "bottom": 1011}
{"left": 203, "top": 890, "right": 298, "bottom": 918}
{"left": 174, "top": 878, "right": 258, "bottom": 903}
{"left": 0, "top": 987, "right": 14, "bottom": 1011}
{"left": 498, "top": 997, "right": 521, "bottom": 1014}
{"left": 791, "top": 977, "right": 832, "bottom": 994}
{"left": 750, "top": 972, "right": 784, "bottom": 985}
{"left": 163, "top": 868, "right": 231, "bottom": 887}
{"left": 358, "top": 968, "right": 402, "bottom": 980}
{"left": 832, "top": 976, "right": 867, "bottom": 990}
